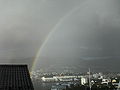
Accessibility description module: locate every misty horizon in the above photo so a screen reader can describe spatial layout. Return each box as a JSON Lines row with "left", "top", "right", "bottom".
{"left": 0, "top": 0, "right": 119, "bottom": 73}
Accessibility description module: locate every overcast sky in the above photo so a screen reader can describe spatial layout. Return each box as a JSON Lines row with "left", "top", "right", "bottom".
{"left": 34, "top": 0, "right": 120, "bottom": 72}
{"left": 0, "top": 0, "right": 120, "bottom": 72}
{"left": 0, "top": 0, "right": 84, "bottom": 61}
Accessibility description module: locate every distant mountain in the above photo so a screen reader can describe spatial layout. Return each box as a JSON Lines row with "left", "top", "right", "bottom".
{"left": 35, "top": 56, "right": 120, "bottom": 73}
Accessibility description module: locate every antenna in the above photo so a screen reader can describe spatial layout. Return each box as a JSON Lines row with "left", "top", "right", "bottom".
{"left": 88, "top": 68, "right": 91, "bottom": 90}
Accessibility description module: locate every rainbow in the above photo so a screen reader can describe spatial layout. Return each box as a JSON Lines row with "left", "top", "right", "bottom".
{"left": 31, "top": 15, "right": 66, "bottom": 71}
{"left": 31, "top": 0, "right": 88, "bottom": 72}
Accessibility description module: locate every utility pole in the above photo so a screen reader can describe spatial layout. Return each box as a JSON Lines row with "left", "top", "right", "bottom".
{"left": 88, "top": 68, "right": 91, "bottom": 90}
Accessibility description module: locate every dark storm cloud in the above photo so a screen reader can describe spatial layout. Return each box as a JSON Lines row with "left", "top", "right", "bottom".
{"left": 0, "top": 0, "right": 85, "bottom": 68}
{"left": 0, "top": 0, "right": 120, "bottom": 72}
{"left": 34, "top": 0, "right": 120, "bottom": 72}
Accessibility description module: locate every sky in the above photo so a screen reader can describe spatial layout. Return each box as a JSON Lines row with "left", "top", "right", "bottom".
{"left": 0, "top": 0, "right": 120, "bottom": 72}
{"left": 34, "top": 0, "right": 120, "bottom": 72}
{"left": 0, "top": 0, "right": 84, "bottom": 63}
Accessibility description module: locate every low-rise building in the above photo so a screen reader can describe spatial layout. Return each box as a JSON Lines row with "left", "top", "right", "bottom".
{"left": 81, "top": 77, "right": 88, "bottom": 85}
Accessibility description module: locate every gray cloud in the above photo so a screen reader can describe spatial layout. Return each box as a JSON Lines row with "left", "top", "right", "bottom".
{"left": 0, "top": 0, "right": 86, "bottom": 69}
{"left": 0, "top": 0, "right": 120, "bottom": 72}
{"left": 34, "top": 0, "right": 120, "bottom": 72}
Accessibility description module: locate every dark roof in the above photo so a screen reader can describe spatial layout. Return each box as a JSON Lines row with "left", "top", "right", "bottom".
{"left": 0, "top": 64, "right": 34, "bottom": 90}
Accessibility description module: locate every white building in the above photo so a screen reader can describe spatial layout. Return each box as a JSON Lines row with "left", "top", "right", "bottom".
{"left": 101, "top": 79, "right": 110, "bottom": 85}
{"left": 41, "top": 77, "right": 58, "bottom": 82}
{"left": 81, "top": 77, "right": 88, "bottom": 85}
{"left": 41, "top": 75, "right": 82, "bottom": 82}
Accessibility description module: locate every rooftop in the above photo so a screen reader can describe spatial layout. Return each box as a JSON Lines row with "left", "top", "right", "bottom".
{"left": 0, "top": 64, "right": 34, "bottom": 90}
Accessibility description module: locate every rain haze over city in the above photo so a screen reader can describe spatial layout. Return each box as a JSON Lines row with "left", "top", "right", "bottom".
{"left": 1, "top": 0, "right": 120, "bottom": 90}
